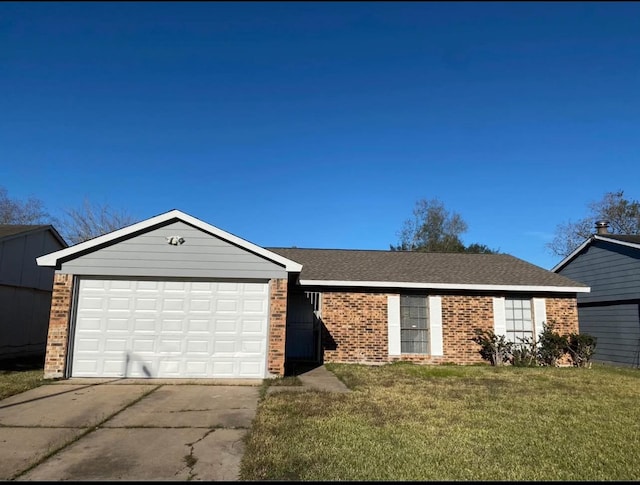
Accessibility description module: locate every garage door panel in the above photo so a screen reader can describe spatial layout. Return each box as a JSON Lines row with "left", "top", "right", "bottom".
{"left": 239, "top": 362, "right": 262, "bottom": 376}
{"left": 189, "top": 298, "right": 213, "bottom": 312}
{"left": 72, "top": 279, "right": 269, "bottom": 378}
{"left": 106, "top": 318, "right": 128, "bottom": 331}
{"left": 186, "top": 340, "right": 209, "bottom": 353}
{"left": 104, "top": 338, "right": 128, "bottom": 352}
{"left": 214, "top": 319, "right": 238, "bottom": 332}
{"left": 133, "top": 339, "right": 155, "bottom": 352}
{"left": 187, "top": 318, "right": 210, "bottom": 332}
{"left": 241, "top": 340, "right": 264, "bottom": 353}
{"left": 134, "top": 318, "right": 156, "bottom": 332}
{"left": 241, "top": 319, "right": 265, "bottom": 333}
{"left": 161, "top": 319, "right": 184, "bottom": 332}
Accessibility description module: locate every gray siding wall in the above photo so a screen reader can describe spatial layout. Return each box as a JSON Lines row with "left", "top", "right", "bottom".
{"left": 558, "top": 240, "right": 640, "bottom": 368}
{"left": 558, "top": 241, "right": 640, "bottom": 304}
{"left": 578, "top": 304, "right": 640, "bottom": 367}
{"left": 59, "top": 221, "right": 287, "bottom": 279}
{"left": 0, "top": 285, "right": 51, "bottom": 359}
{"left": 0, "top": 230, "right": 62, "bottom": 291}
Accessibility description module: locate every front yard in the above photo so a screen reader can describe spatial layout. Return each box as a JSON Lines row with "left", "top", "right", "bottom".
{"left": 0, "top": 369, "right": 47, "bottom": 400}
{"left": 241, "top": 362, "right": 640, "bottom": 481}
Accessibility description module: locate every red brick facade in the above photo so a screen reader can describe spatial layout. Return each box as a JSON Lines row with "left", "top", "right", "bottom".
{"left": 321, "top": 292, "right": 389, "bottom": 363}
{"left": 44, "top": 273, "right": 74, "bottom": 379}
{"left": 319, "top": 291, "right": 580, "bottom": 366}
{"left": 41, "top": 273, "right": 578, "bottom": 378}
{"left": 267, "top": 278, "right": 288, "bottom": 375}
{"left": 545, "top": 297, "right": 580, "bottom": 335}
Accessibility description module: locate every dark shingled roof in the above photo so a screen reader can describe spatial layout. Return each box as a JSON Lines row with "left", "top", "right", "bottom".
{"left": 599, "top": 234, "right": 640, "bottom": 245}
{"left": 267, "top": 248, "right": 587, "bottom": 289}
{"left": 0, "top": 224, "right": 51, "bottom": 240}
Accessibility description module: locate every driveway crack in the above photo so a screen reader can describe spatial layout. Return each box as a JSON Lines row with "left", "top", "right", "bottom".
{"left": 178, "top": 428, "right": 217, "bottom": 481}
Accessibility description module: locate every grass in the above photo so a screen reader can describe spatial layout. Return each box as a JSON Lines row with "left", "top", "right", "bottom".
{"left": 0, "top": 368, "right": 47, "bottom": 400}
{"left": 240, "top": 362, "right": 640, "bottom": 481}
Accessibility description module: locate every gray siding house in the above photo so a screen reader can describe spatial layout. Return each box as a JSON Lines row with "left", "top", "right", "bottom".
{"left": 0, "top": 225, "right": 67, "bottom": 362}
{"left": 553, "top": 223, "right": 640, "bottom": 368}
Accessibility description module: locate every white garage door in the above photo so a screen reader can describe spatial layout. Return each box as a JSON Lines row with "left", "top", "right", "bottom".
{"left": 71, "top": 279, "right": 269, "bottom": 378}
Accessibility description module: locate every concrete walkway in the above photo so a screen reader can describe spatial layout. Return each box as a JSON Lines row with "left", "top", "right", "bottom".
{"left": 267, "top": 365, "right": 350, "bottom": 394}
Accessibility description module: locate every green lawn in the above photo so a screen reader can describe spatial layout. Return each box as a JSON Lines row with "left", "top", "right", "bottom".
{"left": 240, "top": 362, "right": 640, "bottom": 481}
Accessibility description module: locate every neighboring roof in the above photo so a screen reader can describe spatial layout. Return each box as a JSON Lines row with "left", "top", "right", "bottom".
{"left": 551, "top": 234, "right": 640, "bottom": 273}
{"left": 36, "top": 210, "right": 302, "bottom": 272}
{"left": 0, "top": 224, "right": 67, "bottom": 247}
{"left": 596, "top": 234, "right": 640, "bottom": 244}
{"left": 268, "top": 248, "right": 589, "bottom": 293}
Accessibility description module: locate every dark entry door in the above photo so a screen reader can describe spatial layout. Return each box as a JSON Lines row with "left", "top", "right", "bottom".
{"left": 285, "top": 292, "right": 321, "bottom": 362}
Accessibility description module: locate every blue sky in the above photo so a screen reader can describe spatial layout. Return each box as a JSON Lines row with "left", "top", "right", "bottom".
{"left": 2, "top": 2, "right": 639, "bottom": 269}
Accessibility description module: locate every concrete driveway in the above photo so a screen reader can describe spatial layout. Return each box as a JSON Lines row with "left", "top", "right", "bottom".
{"left": 0, "top": 379, "right": 261, "bottom": 481}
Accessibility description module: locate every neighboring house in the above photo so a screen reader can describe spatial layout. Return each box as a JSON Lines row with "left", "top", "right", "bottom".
{"left": 36, "top": 209, "right": 588, "bottom": 380}
{"left": 552, "top": 222, "right": 640, "bottom": 368}
{"left": 0, "top": 225, "right": 67, "bottom": 362}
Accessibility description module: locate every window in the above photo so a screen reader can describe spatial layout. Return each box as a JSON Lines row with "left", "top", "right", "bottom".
{"left": 505, "top": 298, "right": 534, "bottom": 345}
{"left": 400, "top": 295, "right": 428, "bottom": 354}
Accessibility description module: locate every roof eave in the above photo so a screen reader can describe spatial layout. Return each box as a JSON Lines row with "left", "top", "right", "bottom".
{"left": 298, "top": 279, "right": 590, "bottom": 293}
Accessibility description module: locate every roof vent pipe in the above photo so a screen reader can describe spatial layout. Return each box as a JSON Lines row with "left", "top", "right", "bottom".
{"left": 595, "top": 220, "right": 610, "bottom": 235}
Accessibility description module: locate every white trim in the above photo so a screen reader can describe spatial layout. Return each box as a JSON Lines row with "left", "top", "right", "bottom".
{"left": 428, "top": 296, "right": 443, "bottom": 356}
{"left": 551, "top": 234, "right": 640, "bottom": 273}
{"left": 387, "top": 295, "right": 401, "bottom": 356}
{"left": 533, "top": 298, "right": 547, "bottom": 340}
{"left": 299, "top": 279, "right": 589, "bottom": 293}
{"left": 550, "top": 237, "right": 594, "bottom": 272}
{"left": 594, "top": 235, "right": 640, "bottom": 249}
{"left": 493, "top": 297, "right": 507, "bottom": 337}
{"left": 36, "top": 209, "right": 303, "bottom": 272}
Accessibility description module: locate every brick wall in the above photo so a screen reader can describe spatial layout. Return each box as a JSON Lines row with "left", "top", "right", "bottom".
{"left": 545, "top": 297, "right": 579, "bottom": 334}
{"left": 545, "top": 297, "right": 580, "bottom": 366}
{"left": 267, "top": 278, "right": 288, "bottom": 375}
{"left": 319, "top": 292, "right": 579, "bottom": 366}
{"left": 44, "top": 273, "right": 73, "bottom": 379}
{"left": 321, "top": 292, "right": 388, "bottom": 363}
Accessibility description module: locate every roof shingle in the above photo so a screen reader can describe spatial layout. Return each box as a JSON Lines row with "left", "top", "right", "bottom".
{"left": 267, "top": 247, "right": 587, "bottom": 289}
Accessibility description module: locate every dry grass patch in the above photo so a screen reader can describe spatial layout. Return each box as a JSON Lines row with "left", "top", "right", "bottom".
{"left": 241, "top": 362, "right": 640, "bottom": 481}
{"left": 0, "top": 369, "right": 47, "bottom": 400}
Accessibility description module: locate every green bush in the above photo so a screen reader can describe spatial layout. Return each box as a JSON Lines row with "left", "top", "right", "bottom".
{"left": 510, "top": 337, "right": 538, "bottom": 367}
{"left": 470, "top": 329, "right": 513, "bottom": 366}
{"left": 566, "top": 333, "right": 597, "bottom": 367}
{"left": 536, "top": 323, "right": 568, "bottom": 367}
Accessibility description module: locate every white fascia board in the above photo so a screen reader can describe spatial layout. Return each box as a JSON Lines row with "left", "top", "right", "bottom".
{"left": 298, "top": 279, "right": 590, "bottom": 293}
{"left": 36, "top": 209, "right": 303, "bottom": 272}
{"left": 594, "top": 235, "right": 640, "bottom": 250}
{"left": 550, "top": 237, "right": 593, "bottom": 273}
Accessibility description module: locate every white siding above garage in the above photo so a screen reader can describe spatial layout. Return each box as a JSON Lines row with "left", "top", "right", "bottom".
{"left": 71, "top": 278, "right": 270, "bottom": 378}
{"left": 60, "top": 221, "right": 287, "bottom": 279}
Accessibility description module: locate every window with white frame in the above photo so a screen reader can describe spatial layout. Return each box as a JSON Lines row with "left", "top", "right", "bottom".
{"left": 400, "top": 295, "right": 429, "bottom": 354}
{"left": 505, "top": 298, "right": 534, "bottom": 345}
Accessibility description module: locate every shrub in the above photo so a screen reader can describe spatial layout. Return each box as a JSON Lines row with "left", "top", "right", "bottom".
{"left": 470, "top": 329, "right": 513, "bottom": 366}
{"left": 566, "top": 333, "right": 597, "bottom": 368}
{"left": 510, "top": 337, "right": 538, "bottom": 367}
{"left": 536, "top": 323, "right": 568, "bottom": 367}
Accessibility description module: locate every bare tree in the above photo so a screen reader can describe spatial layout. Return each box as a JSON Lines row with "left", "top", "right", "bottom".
{"left": 547, "top": 190, "right": 640, "bottom": 257}
{"left": 0, "top": 186, "right": 52, "bottom": 225}
{"left": 61, "top": 199, "right": 138, "bottom": 244}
